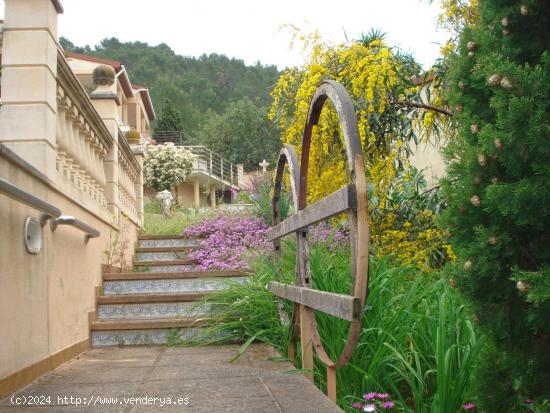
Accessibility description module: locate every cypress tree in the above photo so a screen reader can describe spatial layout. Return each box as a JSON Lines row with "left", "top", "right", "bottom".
{"left": 441, "top": 0, "right": 550, "bottom": 409}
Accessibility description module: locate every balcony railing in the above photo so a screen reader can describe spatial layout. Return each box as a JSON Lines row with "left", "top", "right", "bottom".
{"left": 183, "top": 146, "right": 238, "bottom": 187}
{"left": 152, "top": 131, "right": 239, "bottom": 187}
{"left": 153, "top": 131, "right": 198, "bottom": 146}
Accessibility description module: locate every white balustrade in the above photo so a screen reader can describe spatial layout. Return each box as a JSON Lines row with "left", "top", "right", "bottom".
{"left": 118, "top": 140, "right": 140, "bottom": 223}
{"left": 56, "top": 85, "right": 109, "bottom": 209}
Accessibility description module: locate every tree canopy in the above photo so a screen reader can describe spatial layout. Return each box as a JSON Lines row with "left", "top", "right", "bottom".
{"left": 60, "top": 37, "right": 279, "bottom": 138}
{"left": 155, "top": 99, "right": 186, "bottom": 133}
{"left": 198, "top": 98, "right": 280, "bottom": 171}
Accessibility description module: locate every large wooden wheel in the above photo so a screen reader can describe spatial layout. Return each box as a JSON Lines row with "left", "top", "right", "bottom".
{"left": 268, "top": 80, "right": 370, "bottom": 401}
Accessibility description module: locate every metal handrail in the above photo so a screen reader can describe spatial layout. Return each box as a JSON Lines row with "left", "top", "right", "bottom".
{"left": 50, "top": 216, "right": 100, "bottom": 243}
{"left": 0, "top": 177, "right": 61, "bottom": 226}
{"left": 0, "top": 178, "right": 100, "bottom": 243}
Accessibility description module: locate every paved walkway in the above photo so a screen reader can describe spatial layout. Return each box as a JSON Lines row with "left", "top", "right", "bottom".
{"left": 0, "top": 344, "right": 342, "bottom": 412}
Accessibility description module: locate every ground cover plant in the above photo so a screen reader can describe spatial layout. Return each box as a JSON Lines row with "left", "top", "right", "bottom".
{"left": 182, "top": 213, "right": 270, "bottom": 270}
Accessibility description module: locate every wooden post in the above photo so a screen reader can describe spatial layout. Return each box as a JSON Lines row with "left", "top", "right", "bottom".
{"left": 300, "top": 304, "right": 314, "bottom": 382}
{"left": 327, "top": 365, "right": 337, "bottom": 402}
{"left": 288, "top": 340, "right": 296, "bottom": 362}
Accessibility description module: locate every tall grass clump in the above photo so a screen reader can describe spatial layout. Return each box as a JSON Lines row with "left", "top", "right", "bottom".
{"left": 185, "top": 240, "right": 479, "bottom": 412}
{"left": 246, "top": 173, "right": 291, "bottom": 226}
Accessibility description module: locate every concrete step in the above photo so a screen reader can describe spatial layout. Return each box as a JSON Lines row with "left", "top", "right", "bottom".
{"left": 92, "top": 234, "right": 234, "bottom": 347}
{"left": 97, "top": 292, "right": 212, "bottom": 320}
{"left": 102, "top": 271, "right": 246, "bottom": 298}
{"left": 91, "top": 318, "right": 205, "bottom": 330}
{"left": 90, "top": 317, "right": 206, "bottom": 346}
{"left": 104, "top": 270, "right": 245, "bottom": 281}
{"left": 135, "top": 246, "right": 197, "bottom": 253}
{"left": 97, "top": 292, "right": 208, "bottom": 304}
{"left": 137, "top": 235, "right": 200, "bottom": 249}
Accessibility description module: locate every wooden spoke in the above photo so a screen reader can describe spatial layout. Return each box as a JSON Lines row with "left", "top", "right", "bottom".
{"left": 268, "top": 282, "right": 362, "bottom": 322}
{"left": 267, "top": 184, "right": 356, "bottom": 242}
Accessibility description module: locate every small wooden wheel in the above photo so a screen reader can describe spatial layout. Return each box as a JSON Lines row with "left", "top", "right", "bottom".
{"left": 272, "top": 145, "right": 300, "bottom": 354}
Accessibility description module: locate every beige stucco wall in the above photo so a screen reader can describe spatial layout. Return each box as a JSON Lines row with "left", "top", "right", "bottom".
{"left": 0, "top": 150, "right": 139, "bottom": 380}
{"left": 175, "top": 182, "right": 199, "bottom": 208}
{"left": 409, "top": 140, "right": 446, "bottom": 189}
{"left": 145, "top": 183, "right": 209, "bottom": 209}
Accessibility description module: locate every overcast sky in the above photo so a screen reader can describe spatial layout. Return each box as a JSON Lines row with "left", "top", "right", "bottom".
{"left": 2, "top": 0, "right": 450, "bottom": 70}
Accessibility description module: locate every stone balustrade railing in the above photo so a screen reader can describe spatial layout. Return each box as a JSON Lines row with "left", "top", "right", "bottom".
{"left": 55, "top": 50, "right": 143, "bottom": 226}
{"left": 117, "top": 128, "right": 140, "bottom": 223}
{"left": 56, "top": 86, "right": 110, "bottom": 209}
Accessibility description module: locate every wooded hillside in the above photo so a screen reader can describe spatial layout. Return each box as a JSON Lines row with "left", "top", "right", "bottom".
{"left": 60, "top": 37, "right": 280, "bottom": 138}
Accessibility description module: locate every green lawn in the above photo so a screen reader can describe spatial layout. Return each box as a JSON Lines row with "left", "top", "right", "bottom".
{"left": 143, "top": 199, "right": 215, "bottom": 235}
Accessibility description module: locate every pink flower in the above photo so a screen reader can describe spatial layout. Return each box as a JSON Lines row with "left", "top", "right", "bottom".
{"left": 352, "top": 402, "right": 364, "bottom": 409}
{"left": 381, "top": 401, "right": 395, "bottom": 409}
{"left": 463, "top": 402, "right": 476, "bottom": 410}
{"left": 183, "top": 214, "right": 270, "bottom": 270}
{"left": 363, "top": 392, "right": 377, "bottom": 400}
{"left": 524, "top": 399, "right": 534, "bottom": 404}
{"left": 377, "top": 393, "right": 390, "bottom": 399}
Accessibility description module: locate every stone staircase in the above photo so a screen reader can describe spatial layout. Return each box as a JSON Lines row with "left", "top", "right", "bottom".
{"left": 90, "top": 235, "right": 246, "bottom": 346}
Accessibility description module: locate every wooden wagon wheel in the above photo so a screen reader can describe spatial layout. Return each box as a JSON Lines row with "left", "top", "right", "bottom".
{"left": 268, "top": 80, "right": 370, "bottom": 401}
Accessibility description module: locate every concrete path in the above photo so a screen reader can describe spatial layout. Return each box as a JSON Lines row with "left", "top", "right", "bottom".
{"left": 0, "top": 344, "right": 342, "bottom": 412}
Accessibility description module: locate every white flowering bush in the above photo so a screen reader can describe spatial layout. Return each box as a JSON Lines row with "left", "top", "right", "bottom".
{"left": 144, "top": 143, "right": 195, "bottom": 192}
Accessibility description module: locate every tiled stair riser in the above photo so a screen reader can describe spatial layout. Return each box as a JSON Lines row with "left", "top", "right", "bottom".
{"left": 103, "top": 277, "right": 248, "bottom": 295}
{"left": 98, "top": 302, "right": 212, "bottom": 320}
{"left": 138, "top": 239, "right": 200, "bottom": 248}
{"left": 91, "top": 328, "right": 202, "bottom": 346}
{"left": 136, "top": 251, "right": 192, "bottom": 261}
{"left": 93, "top": 235, "right": 238, "bottom": 347}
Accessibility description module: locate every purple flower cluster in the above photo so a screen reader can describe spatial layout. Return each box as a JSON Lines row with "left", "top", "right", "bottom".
{"left": 182, "top": 214, "right": 270, "bottom": 270}
{"left": 352, "top": 392, "right": 396, "bottom": 411}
